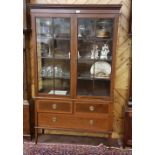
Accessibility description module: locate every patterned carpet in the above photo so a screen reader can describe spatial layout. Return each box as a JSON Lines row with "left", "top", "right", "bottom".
{"left": 23, "top": 142, "right": 132, "bottom": 155}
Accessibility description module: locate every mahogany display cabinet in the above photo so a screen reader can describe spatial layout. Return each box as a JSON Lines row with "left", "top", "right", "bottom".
{"left": 29, "top": 4, "right": 121, "bottom": 143}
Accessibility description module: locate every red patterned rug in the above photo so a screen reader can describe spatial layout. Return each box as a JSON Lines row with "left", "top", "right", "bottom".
{"left": 23, "top": 142, "right": 132, "bottom": 155}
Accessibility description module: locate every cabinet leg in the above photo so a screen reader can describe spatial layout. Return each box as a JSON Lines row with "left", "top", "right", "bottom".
{"left": 35, "top": 128, "right": 38, "bottom": 144}
{"left": 107, "top": 133, "right": 112, "bottom": 147}
{"left": 42, "top": 129, "right": 45, "bottom": 134}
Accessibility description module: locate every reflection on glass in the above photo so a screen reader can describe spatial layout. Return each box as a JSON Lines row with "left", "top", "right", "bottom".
{"left": 36, "top": 18, "right": 52, "bottom": 37}
{"left": 78, "top": 19, "right": 95, "bottom": 37}
{"left": 94, "top": 80, "right": 110, "bottom": 96}
{"left": 77, "top": 80, "right": 110, "bottom": 96}
{"left": 77, "top": 18, "right": 113, "bottom": 96}
{"left": 53, "top": 18, "right": 70, "bottom": 38}
{"left": 36, "top": 17, "right": 71, "bottom": 95}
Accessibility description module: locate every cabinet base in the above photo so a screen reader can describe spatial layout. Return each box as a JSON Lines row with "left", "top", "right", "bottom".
{"left": 35, "top": 127, "right": 112, "bottom": 146}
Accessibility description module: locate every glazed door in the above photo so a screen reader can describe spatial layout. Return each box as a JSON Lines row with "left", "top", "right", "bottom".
{"left": 76, "top": 14, "right": 115, "bottom": 98}
{"left": 35, "top": 15, "right": 73, "bottom": 97}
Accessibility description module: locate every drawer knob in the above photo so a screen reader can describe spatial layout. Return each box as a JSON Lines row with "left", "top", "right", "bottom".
{"left": 52, "top": 104, "right": 57, "bottom": 110}
{"left": 89, "top": 106, "right": 95, "bottom": 111}
{"left": 52, "top": 117, "right": 57, "bottom": 123}
{"left": 89, "top": 119, "right": 94, "bottom": 125}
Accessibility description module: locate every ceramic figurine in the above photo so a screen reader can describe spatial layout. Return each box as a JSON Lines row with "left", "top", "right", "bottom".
{"left": 78, "top": 25, "right": 85, "bottom": 37}
{"left": 91, "top": 44, "right": 99, "bottom": 59}
{"left": 68, "top": 52, "right": 70, "bottom": 58}
{"left": 100, "top": 44, "right": 110, "bottom": 60}
{"left": 47, "top": 39, "right": 52, "bottom": 57}
{"left": 78, "top": 51, "right": 81, "bottom": 59}
{"left": 46, "top": 66, "right": 53, "bottom": 77}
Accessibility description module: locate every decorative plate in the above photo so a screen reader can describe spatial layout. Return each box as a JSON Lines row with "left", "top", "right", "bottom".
{"left": 90, "top": 61, "right": 111, "bottom": 77}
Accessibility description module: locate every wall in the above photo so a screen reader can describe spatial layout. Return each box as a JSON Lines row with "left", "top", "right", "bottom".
{"left": 30, "top": 0, "right": 132, "bottom": 138}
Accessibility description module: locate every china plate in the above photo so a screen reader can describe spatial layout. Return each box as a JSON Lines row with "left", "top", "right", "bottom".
{"left": 90, "top": 61, "right": 111, "bottom": 77}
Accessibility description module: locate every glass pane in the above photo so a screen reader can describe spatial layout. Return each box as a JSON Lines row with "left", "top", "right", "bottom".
{"left": 96, "top": 19, "right": 113, "bottom": 38}
{"left": 77, "top": 18, "right": 113, "bottom": 96}
{"left": 78, "top": 19, "right": 95, "bottom": 37}
{"left": 36, "top": 17, "right": 71, "bottom": 96}
{"left": 36, "top": 18, "right": 53, "bottom": 37}
{"left": 94, "top": 80, "right": 110, "bottom": 96}
{"left": 53, "top": 18, "right": 70, "bottom": 38}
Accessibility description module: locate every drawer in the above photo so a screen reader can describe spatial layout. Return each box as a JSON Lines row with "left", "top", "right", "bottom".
{"left": 75, "top": 116, "right": 109, "bottom": 131}
{"left": 75, "top": 102, "right": 109, "bottom": 115}
{"left": 38, "top": 113, "right": 109, "bottom": 132}
{"left": 36, "top": 100, "right": 72, "bottom": 114}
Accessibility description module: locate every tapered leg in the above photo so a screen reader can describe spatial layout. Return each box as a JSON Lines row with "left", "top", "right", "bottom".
{"left": 35, "top": 128, "right": 38, "bottom": 144}
{"left": 107, "top": 133, "right": 112, "bottom": 147}
{"left": 42, "top": 129, "right": 45, "bottom": 134}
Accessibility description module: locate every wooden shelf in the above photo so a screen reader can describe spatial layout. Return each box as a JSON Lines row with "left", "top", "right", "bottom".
{"left": 39, "top": 56, "right": 70, "bottom": 60}
{"left": 37, "top": 35, "right": 70, "bottom": 40}
{"left": 41, "top": 76, "right": 70, "bottom": 80}
{"left": 77, "top": 91, "right": 109, "bottom": 96}
{"left": 39, "top": 89, "right": 70, "bottom": 95}
{"left": 78, "top": 58, "right": 112, "bottom": 63}
{"left": 78, "top": 76, "right": 110, "bottom": 81}
{"left": 78, "top": 37, "right": 112, "bottom": 41}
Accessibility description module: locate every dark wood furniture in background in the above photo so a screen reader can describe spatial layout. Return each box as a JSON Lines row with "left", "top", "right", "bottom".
{"left": 129, "top": 0, "right": 132, "bottom": 37}
{"left": 23, "top": 0, "right": 33, "bottom": 139}
{"left": 124, "top": 105, "right": 132, "bottom": 147}
{"left": 29, "top": 4, "right": 121, "bottom": 143}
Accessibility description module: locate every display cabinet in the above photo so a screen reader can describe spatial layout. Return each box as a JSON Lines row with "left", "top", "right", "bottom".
{"left": 29, "top": 4, "right": 121, "bottom": 143}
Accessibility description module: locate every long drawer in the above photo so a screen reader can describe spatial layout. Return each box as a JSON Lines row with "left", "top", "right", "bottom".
{"left": 36, "top": 100, "right": 72, "bottom": 114}
{"left": 38, "top": 113, "right": 109, "bottom": 132}
{"left": 75, "top": 101, "right": 109, "bottom": 115}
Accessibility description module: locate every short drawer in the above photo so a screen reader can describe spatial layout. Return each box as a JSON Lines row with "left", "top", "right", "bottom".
{"left": 75, "top": 102, "right": 109, "bottom": 115}
{"left": 38, "top": 113, "right": 109, "bottom": 132}
{"left": 75, "top": 116, "right": 109, "bottom": 131}
{"left": 36, "top": 100, "right": 72, "bottom": 114}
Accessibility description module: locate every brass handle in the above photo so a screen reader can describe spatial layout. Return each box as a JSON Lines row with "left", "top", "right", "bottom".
{"left": 89, "top": 119, "right": 94, "bottom": 125}
{"left": 52, "top": 104, "right": 57, "bottom": 110}
{"left": 52, "top": 117, "right": 57, "bottom": 123}
{"left": 89, "top": 106, "right": 95, "bottom": 111}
